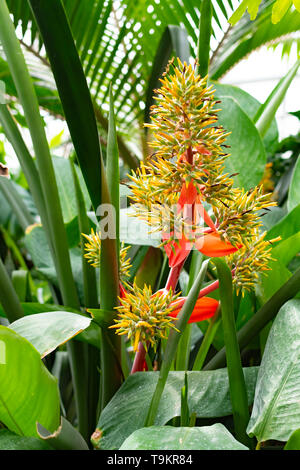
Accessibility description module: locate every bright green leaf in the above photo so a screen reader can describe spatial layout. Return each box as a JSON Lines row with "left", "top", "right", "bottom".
{"left": 284, "top": 428, "right": 300, "bottom": 450}
{"left": 272, "top": 0, "right": 292, "bottom": 24}
{"left": 9, "top": 311, "right": 91, "bottom": 357}
{"left": 247, "top": 299, "right": 300, "bottom": 443}
{"left": 0, "top": 326, "right": 60, "bottom": 437}
{"left": 95, "top": 367, "right": 258, "bottom": 449}
{"left": 217, "top": 97, "right": 266, "bottom": 189}
{"left": 0, "top": 429, "right": 53, "bottom": 450}
{"left": 120, "top": 424, "right": 248, "bottom": 450}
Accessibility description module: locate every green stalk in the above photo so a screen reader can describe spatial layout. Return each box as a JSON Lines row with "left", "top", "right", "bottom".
{"left": 71, "top": 161, "right": 98, "bottom": 309}
{"left": 0, "top": 257, "right": 24, "bottom": 322}
{"left": 98, "top": 91, "right": 122, "bottom": 409}
{"left": 213, "top": 259, "right": 252, "bottom": 448}
{"left": 0, "top": 0, "right": 79, "bottom": 309}
{"left": 196, "top": 0, "right": 213, "bottom": 78}
{"left": 71, "top": 161, "right": 99, "bottom": 441}
{"left": 99, "top": 156, "right": 122, "bottom": 409}
{"left": 192, "top": 307, "right": 221, "bottom": 371}
{"left": 204, "top": 265, "right": 300, "bottom": 371}
{"left": 144, "top": 260, "right": 209, "bottom": 427}
{"left": 0, "top": 176, "right": 35, "bottom": 230}
{"left": 176, "top": 251, "right": 203, "bottom": 370}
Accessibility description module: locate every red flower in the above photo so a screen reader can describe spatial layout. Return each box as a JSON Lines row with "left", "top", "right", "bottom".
{"left": 169, "top": 295, "right": 219, "bottom": 323}
{"left": 195, "top": 232, "right": 240, "bottom": 257}
{"left": 177, "top": 180, "right": 198, "bottom": 211}
{"left": 162, "top": 231, "right": 192, "bottom": 267}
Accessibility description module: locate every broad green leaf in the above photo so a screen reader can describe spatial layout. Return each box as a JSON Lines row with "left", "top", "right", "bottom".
{"left": 217, "top": 97, "right": 266, "bottom": 189}
{"left": 53, "top": 156, "right": 91, "bottom": 224}
{"left": 256, "top": 260, "right": 292, "bottom": 304}
{"left": 266, "top": 204, "right": 300, "bottom": 242}
{"left": 95, "top": 367, "right": 258, "bottom": 449}
{"left": 0, "top": 429, "right": 53, "bottom": 450}
{"left": 271, "top": 232, "right": 300, "bottom": 266}
{"left": 0, "top": 326, "right": 60, "bottom": 437}
{"left": 213, "top": 83, "right": 278, "bottom": 151}
{"left": 29, "top": 0, "right": 102, "bottom": 210}
{"left": 284, "top": 428, "right": 300, "bottom": 450}
{"left": 247, "top": 299, "right": 300, "bottom": 443}
{"left": 120, "top": 424, "right": 248, "bottom": 450}
{"left": 9, "top": 311, "right": 91, "bottom": 358}
{"left": 288, "top": 155, "right": 300, "bottom": 212}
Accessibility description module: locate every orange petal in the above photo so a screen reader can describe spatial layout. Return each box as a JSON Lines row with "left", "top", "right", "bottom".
{"left": 162, "top": 232, "right": 192, "bottom": 267}
{"left": 196, "top": 145, "right": 212, "bottom": 156}
{"left": 195, "top": 232, "right": 239, "bottom": 257}
{"left": 177, "top": 180, "right": 198, "bottom": 212}
{"left": 170, "top": 296, "right": 219, "bottom": 323}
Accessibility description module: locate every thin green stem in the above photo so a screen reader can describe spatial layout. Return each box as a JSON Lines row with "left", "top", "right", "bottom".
{"left": 192, "top": 307, "right": 221, "bottom": 371}
{"left": 213, "top": 259, "right": 252, "bottom": 448}
{"left": 196, "top": 0, "right": 213, "bottom": 78}
{"left": 144, "top": 260, "right": 209, "bottom": 427}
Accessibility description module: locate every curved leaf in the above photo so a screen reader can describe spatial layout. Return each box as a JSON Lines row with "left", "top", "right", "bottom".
{"left": 94, "top": 367, "right": 258, "bottom": 449}
{"left": 0, "top": 326, "right": 60, "bottom": 437}
{"left": 120, "top": 424, "right": 248, "bottom": 450}
{"left": 217, "top": 96, "right": 266, "bottom": 189}
{"left": 247, "top": 299, "right": 300, "bottom": 443}
{"left": 9, "top": 311, "right": 92, "bottom": 357}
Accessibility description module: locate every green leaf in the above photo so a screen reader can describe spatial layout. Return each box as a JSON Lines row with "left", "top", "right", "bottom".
{"left": 217, "top": 97, "right": 266, "bottom": 189}
{"left": 0, "top": 429, "right": 53, "bottom": 450}
{"left": 247, "top": 299, "right": 300, "bottom": 443}
{"left": 120, "top": 424, "right": 248, "bottom": 450}
{"left": 272, "top": 0, "right": 293, "bottom": 24}
{"left": 284, "top": 428, "right": 300, "bottom": 450}
{"left": 229, "top": 0, "right": 261, "bottom": 25}
{"left": 37, "top": 417, "right": 89, "bottom": 450}
{"left": 28, "top": 0, "right": 102, "bottom": 210}
{"left": 266, "top": 204, "right": 300, "bottom": 241}
{"left": 53, "top": 156, "right": 91, "bottom": 224}
{"left": 213, "top": 83, "right": 278, "bottom": 151}
{"left": 94, "top": 367, "right": 258, "bottom": 449}
{"left": 288, "top": 155, "right": 300, "bottom": 212}
{"left": 9, "top": 311, "right": 91, "bottom": 358}
{"left": 254, "top": 60, "right": 300, "bottom": 138}
{"left": 0, "top": 326, "right": 60, "bottom": 437}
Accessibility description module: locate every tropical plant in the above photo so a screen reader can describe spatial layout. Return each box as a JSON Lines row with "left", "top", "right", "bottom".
{"left": 0, "top": 0, "right": 300, "bottom": 452}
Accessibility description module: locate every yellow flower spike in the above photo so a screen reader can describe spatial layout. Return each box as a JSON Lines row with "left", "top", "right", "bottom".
{"left": 83, "top": 229, "right": 132, "bottom": 281}
{"left": 110, "top": 281, "right": 181, "bottom": 352}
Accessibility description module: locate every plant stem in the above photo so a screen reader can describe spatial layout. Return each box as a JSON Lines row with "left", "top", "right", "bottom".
{"left": 144, "top": 260, "right": 209, "bottom": 426}
{"left": 196, "top": 0, "right": 213, "bottom": 78}
{"left": 213, "top": 258, "right": 252, "bottom": 448}
{"left": 192, "top": 307, "right": 221, "bottom": 371}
